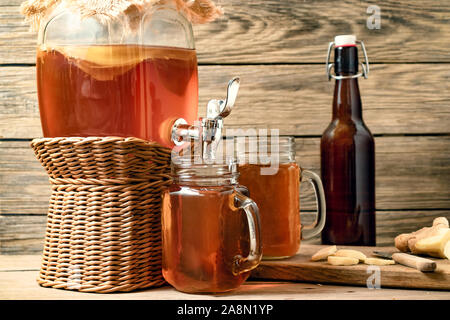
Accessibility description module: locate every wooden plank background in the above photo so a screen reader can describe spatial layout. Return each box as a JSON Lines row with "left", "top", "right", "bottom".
{"left": 0, "top": 0, "right": 449, "bottom": 254}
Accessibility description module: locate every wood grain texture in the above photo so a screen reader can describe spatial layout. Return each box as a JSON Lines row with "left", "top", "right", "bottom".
{"left": 1, "top": 63, "right": 450, "bottom": 139}
{"left": 0, "top": 215, "right": 46, "bottom": 255}
{"left": 1, "top": 0, "right": 450, "bottom": 64}
{"left": 1, "top": 210, "right": 448, "bottom": 255}
{"left": 251, "top": 245, "right": 450, "bottom": 290}
{"left": 294, "top": 136, "right": 450, "bottom": 211}
{"left": 0, "top": 141, "right": 50, "bottom": 215}
{"left": 1, "top": 136, "right": 449, "bottom": 216}
{"left": 303, "top": 210, "right": 450, "bottom": 247}
{"left": 0, "top": 254, "right": 41, "bottom": 271}
{"left": 2, "top": 135, "right": 448, "bottom": 254}
{"left": 2, "top": 269, "right": 450, "bottom": 300}
{"left": 301, "top": 136, "right": 450, "bottom": 212}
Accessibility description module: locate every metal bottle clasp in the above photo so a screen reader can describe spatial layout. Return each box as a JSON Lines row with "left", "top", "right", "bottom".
{"left": 326, "top": 40, "right": 370, "bottom": 81}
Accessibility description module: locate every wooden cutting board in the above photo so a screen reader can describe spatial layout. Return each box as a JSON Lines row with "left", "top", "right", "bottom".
{"left": 250, "top": 244, "right": 450, "bottom": 290}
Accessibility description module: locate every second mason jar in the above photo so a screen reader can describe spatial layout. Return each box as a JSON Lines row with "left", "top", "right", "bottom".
{"left": 236, "top": 136, "right": 326, "bottom": 259}
{"left": 161, "top": 159, "right": 262, "bottom": 293}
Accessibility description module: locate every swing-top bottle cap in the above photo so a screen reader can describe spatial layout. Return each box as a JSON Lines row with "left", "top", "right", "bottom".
{"left": 334, "top": 35, "right": 356, "bottom": 47}
{"left": 326, "top": 35, "right": 369, "bottom": 80}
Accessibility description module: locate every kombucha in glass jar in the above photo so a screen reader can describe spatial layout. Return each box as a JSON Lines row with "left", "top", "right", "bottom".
{"left": 162, "top": 160, "right": 262, "bottom": 293}
{"left": 36, "top": 3, "right": 198, "bottom": 148}
{"left": 237, "top": 136, "right": 326, "bottom": 259}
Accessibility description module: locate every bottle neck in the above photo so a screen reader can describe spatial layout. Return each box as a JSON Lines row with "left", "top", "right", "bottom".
{"left": 332, "top": 45, "right": 363, "bottom": 121}
{"left": 333, "top": 78, "right": 362, "bottom": 121}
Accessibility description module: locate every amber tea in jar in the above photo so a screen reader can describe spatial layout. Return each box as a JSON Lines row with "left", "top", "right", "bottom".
{"left": 36, "top": 3, "right": 199, "bottom": 148}
{"left": 162, "top": 160, "right": 262, "bottom": 293}
{"left": 237, "top": 136, "right": 326, "bottom": 259}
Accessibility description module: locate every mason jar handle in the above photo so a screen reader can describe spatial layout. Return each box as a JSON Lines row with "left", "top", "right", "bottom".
{"left": 232, "top": 192, "right": 262, "bottom": 275}
{"left": 300, "top": 169, "right": 327, "bottom": 240}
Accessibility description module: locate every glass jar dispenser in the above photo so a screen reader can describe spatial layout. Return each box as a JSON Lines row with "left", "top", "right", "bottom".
{"left": 36, "top": 1, "right": 198, "bottom": 148}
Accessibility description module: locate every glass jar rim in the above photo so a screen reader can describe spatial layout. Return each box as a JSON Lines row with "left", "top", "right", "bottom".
{"left": 234, "top": 135, "right": 296, "bottom": 164}
{"left": 171, "top": 157, "right": 239, "bottom": 185}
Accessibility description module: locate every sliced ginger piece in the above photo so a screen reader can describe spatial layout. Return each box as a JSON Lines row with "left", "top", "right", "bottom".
{"left": 414, "top": 228, "right": 450, "bottom": 258}
{"left": 327, "top": 256, "right": 359, "bottom": 266}
{"left": 444, "top": 241, "right": 450, "bottom": 260}
{"left": 311, "top": 245, "right": 337, "bottom": 261}
{"left": 364, "top": 258, "right": 395, "bottom": 266}
{"left": 334, "top": 249, "right": 367, "bottom": 262}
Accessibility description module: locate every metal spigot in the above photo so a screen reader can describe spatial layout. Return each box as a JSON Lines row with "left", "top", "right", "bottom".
{"left": 171, "top": 77, "right": 240, "bottom": 161}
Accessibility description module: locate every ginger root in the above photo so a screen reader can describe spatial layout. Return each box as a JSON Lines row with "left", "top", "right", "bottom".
{"left": 414, "top": 228, "right": 450, "bottom": 258}
{"left": 394, "top": 217, "right": 450, "bottom": 259}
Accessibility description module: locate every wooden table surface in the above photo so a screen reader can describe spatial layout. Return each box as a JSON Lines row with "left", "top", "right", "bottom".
{"left": 1, "top": 255, "right": 449, "bottom": 300}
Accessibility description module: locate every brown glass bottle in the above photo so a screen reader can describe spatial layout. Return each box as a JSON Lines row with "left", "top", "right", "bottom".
{"left": 321, "top": 38, "right": 376, "bottom": 245}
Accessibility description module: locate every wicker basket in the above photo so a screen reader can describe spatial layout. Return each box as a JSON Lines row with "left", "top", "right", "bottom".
{"left": 30, "top": 137, "right": 172, "bottom": 293}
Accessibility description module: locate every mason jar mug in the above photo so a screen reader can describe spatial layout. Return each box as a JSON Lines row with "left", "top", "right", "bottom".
{"left": 161, "top": 160, "right": 262, "bottom": 293}
{"left": 236, "top": 136, "right": 326, "bottom": 259}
